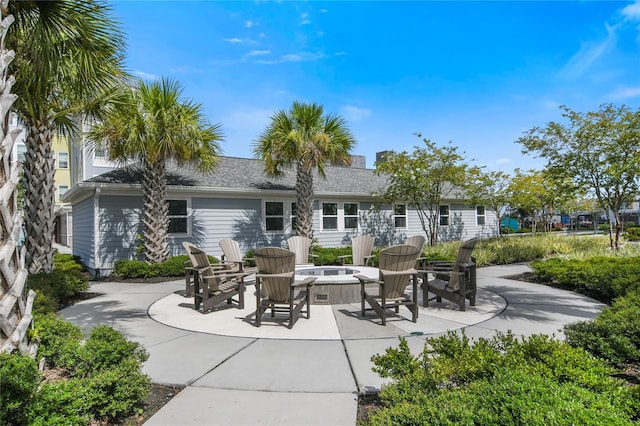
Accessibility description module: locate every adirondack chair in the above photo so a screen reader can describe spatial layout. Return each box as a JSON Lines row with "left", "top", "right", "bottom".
{"left": 253, "top": 247, "right": 317, "bottom": 328}
{"left": 286, "top": 236, "right": 318, "bottom": 265}
{"left": 355, "top": 244, "right": 420, "bottom": 325}
{"left": 219, "top": 239, "right": 259, "bottom": 275}
{"left": 338, "top": 235, "right": 375, "bottom": 266}
{"left": 182, "top": 242, "right": 249, "bottom": 312}
{"left": 405, "top": 235, "right": 426, "bottom": 268}
{"left": 422, "top": 238, "right": 479, "bottom": 311}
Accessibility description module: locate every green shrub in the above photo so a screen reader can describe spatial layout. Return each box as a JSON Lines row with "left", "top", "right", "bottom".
{"left": 33, "top": 314, "right": 83, "bottom": 370}
{"left": 28, "top": 269, "right": 89, "bottom": 315}
{"left": 312, "top": 246, "right": 352, "bottom": 265}
{"left": 83, "top": 362, "right": 150, "bottom": 421}
{"left": 531, "top": 256, "right": 640, "bottom": 302}
{"left": 565, "top": 291, "right": 640, "bottom": 365}
{"left": 113, "top": 254, "right": 218, "bottom": 279}
{"left": 0, "top": 353, "right": 40, "bottom": 426}
{"left": 77, "top": 325, "right": 148, "bottom": 377}
{"left": 26, "top": 379, "right": 90, "bottom": 426}
{"left": 53, "top": 253, "right": 84, "bottom": 273}
{"left": 366, "top": 332, "right": 638, "bottom": 425}
{"left": 625, "top": 227, "right": 640, "bottom": 241}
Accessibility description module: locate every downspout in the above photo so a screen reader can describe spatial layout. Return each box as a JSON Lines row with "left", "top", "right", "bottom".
{"left": 93, "top": 188, "right": 101, "bottom": 278}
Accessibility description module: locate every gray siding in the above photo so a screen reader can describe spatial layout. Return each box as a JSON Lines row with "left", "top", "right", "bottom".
{"left": 175, "top": 197, "right": 268, "bottom": 259}
{"left": 96, "top": 195, "right": 143, "bottom": 273}
{"left": 72, "top": 196, "right": 95, "bottom": 273}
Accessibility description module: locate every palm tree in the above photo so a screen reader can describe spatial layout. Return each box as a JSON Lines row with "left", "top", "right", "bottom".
{"left": 254, "top": 101, "right": 356, "bottom": 238}
{"left": 0, "top": 0, "right": 36, "bottom": 355}
{"left": 7, "top": 0, "right": 126, "bottom": 273}
{"left": 87, "top": 78, "right": 223, "bottom": 264}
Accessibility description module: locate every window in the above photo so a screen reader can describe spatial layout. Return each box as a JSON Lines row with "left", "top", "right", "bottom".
{"left": 58, "top": 152, "right": 69, "bottom": 169}
{"left": 344, "top": 203, "right": 359, "bottom": 229}
{"left": 17, "top": 143, "right": 26, "bottom": 162}
{"left": 322, "top": 202, "right": 338, "bottom": 230}
{"left": 476, "top": 205, "right": 486, "bottom": 226}
{"left": 291, "top": 202, "right": 297, "bottom": 232}
{"left": 394, "top": 204, "right": 407, "bottom": 229}
{"left": 168, "top": 200, "right": 188, "bottom": 234}
{"left": 265, "top": 201, "right": 284, "bottom": 231}
{"left": 439, "top": 205, "right": 450, "bottom": 226}
{"left": 58, "top": 185, "right": 68, "bottom": 200}
{"left": 94, "top": 147, "right": 105, "bottom": 160}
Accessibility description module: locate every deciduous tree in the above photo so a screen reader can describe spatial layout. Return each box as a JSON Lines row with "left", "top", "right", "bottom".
{"left": 518, "top": 104, "right": 640, "bottom": 249}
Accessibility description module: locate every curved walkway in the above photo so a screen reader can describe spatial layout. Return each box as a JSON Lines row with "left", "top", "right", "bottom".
{"left": 59, "top": 264, "right": 606, "bottom": 426}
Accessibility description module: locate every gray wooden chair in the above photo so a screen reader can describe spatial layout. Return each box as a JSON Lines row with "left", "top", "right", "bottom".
{"left": 422, "top": 238, "right": 479, "bottom": 311}
{"left": 286, "top": 236, "right": 318, "bottom": 265}
{"left": 355, "top": 244, "right": 420, "bottom": 325}
{"left": 182, "top": 242, "right": 249, "bottom": 312}
{"left": 219, "top": 239, "right": 259, "bottom": 275}
{"left": 253, "top": 247, "right": 317, "bottom": 328}
{"left": 338, "top": 235, "right": 375, "bottom": 266}
{"left": 406, "top": 235, "right": 426, "bottom": 268}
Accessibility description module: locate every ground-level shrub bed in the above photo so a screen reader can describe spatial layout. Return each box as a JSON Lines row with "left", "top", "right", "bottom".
{"left": 112, "top": 254, "right": 220, "bottom": 279}
{"left": 2, "top": 315, "right": 150, "bottom": 425}
{"left": 363, "top": 332, "right": 640, "bottom": 425}
{"left": 531, "top": 256, "right": 640, "bottom": 303}
{"left": 565, "top": 291, "right": 640, "bottom": 366}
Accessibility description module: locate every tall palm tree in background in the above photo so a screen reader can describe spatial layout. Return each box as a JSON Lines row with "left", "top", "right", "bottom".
{"left": 0, "top": 0, "right": 36, "bottom": 355}
{"left": 7, "top": 0, "right": 126, "bottom": 273}
{"left": 254, "top": 101, "right": 356, "bottom": 238}
{"left": 88, "top": 78, "right": 223, "bottom": 264}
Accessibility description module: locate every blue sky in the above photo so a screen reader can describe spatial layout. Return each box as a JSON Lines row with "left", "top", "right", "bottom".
{"left": 112, "top": 1, "right": 640, "bottom": 172}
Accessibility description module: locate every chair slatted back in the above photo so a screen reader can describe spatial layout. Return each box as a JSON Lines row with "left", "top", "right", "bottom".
{"left": 405, "top": 235, "right": 426, "bottom": 253}
{"left": 378, "top": 244, "right": 420, "bottom": 299}
{"left": 254, "top": 247, "right": 296, "bottom": 302}
{"left": 448, "top": 238, "right": 479, "bottom": 291}
{"left": 182, "top": 242, "right": 220, "bottom": 291}
{"left": 351, "top": 235, "right": 375, "bottom": 266}
{"left": 219, "top": 239, "right": 243, "bottom": 263}
{"left": 287, "top": 236, "right": 313, "bottom": 264}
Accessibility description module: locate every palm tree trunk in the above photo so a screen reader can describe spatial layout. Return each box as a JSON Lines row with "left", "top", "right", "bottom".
{"left": 295, "top": 161, "right": 314, "bottom": 238}
{"left": 23, "top": 120, "right": 56, "bottom": 273}
{"left": 0, "top": 1, "right": 36, "bottom": 355}
{"left": 142, "top": 158, "right": 170, "bottom": 263}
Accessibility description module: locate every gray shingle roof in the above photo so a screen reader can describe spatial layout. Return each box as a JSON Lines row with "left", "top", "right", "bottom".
{"left": 85, "top": 156, "right": 390, "bottom": 196}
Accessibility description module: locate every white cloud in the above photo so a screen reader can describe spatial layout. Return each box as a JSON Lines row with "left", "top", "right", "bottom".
{"left": 496, "top": 158, "right": 511, "bottom": 165}
{"left": 223, "top": 37, "right": 258, "bottom": 45}
{"left": 245, "top": 20, "right": 256, "bottom": 28}
{"left": 560, "top": 23, "right": 617, "bottom": 78}
{"left": 608, "top": 85, "right": 640, "bottom": 100}
{"left": 246, "top": 50, "right": 271, "bottom": 57}
{"left": 132, "top": 69, "right": 159, "bottom": 81}
{"left": 622, "top": 1, "right": 640, "bottom": 21}
{"left": 340, "top": 105, "right": 372, "bottom": 122}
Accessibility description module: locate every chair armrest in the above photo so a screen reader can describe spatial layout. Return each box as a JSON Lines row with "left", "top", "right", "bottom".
{"left": 309, "top": 253, "right": 319, "bottom": 259}
{"left": 363, "top": 255, "right": 375, "bottom": 266}
{"left": 337, "top": 254, "right": 351, "bottom": 265}
{"left": 256, "top": 271, "right": 295, "bottom": 279}
{"left": 354, "top": 274, "right": 381, "bottom": 285}
{"left": 292, "top": 277, "right": 316, "bottom": 287}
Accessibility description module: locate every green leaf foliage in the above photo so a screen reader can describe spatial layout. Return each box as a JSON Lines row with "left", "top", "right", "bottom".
{"left": 366, "top": 332, "right": 638, "bottom": 425}
{"left": 565, "top": 290, "right": 640, "bottom": 365}
{"left": 0, "top": 353, "right": 40, "bottom": 426}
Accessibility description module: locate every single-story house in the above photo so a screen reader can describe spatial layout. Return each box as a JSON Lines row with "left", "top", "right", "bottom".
{"left": 62, "top": 156, "right": 497, "bottom": 276}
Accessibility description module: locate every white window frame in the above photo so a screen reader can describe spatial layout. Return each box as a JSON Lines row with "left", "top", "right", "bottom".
{"left": 343, "top": 203, "right": 359, "bottom": 230}
{"left": 321, "top": 202, "right": 339, "bottom": 231}
{"left": 264, "top": 200, "right": 285, "bottom": 232}
{"left": 439, "top": 204, "right": 450, "bottom": 226}
{"left": 290, "top": 201, "right": 297, "bottom": 233}
{"left": 168, "top": 199, "right": 190, "bottom": 235}
{"left": 58, "top": 151, "right": 69, "bottom": 169}
{"left": 476, "top": 205, "right": 486, "bottom": 226}
{"left": 58, "top": 185, "right": 69, "bottom": 201}
{"left": 393, "top": 203, "right": 408, "bottom": 229}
